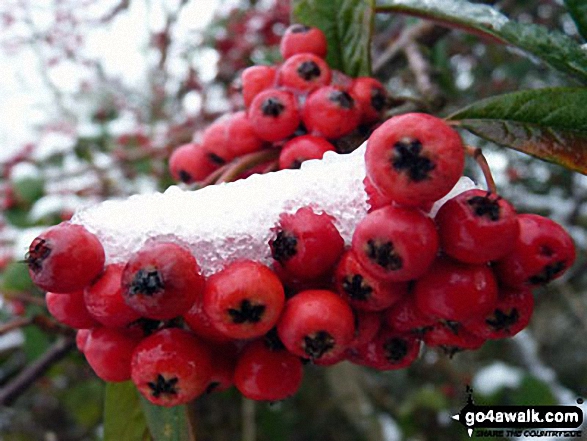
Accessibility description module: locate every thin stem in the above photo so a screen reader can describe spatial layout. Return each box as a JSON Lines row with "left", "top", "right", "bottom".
{"left": 465, "top": 145, "right": 497, "bottom": 194}
{"left": 241, "top": 397, "right": 256, "bottom": 441}
{"left": 0, "top": 317, "right": 33, "bottom": 335}
{"left": 0, "top": 337, "right": 75, "bottom": 406}
{"left": 217, "top": 149, "right": 280, "bottom": 184}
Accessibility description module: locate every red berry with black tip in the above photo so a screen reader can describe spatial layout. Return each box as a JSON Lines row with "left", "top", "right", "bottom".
{"left": 270, "top": 206, "right": 344, "bottom": 280}
{"left": 302, "top": 86, "right": 360, "bottom": 138}
{"left": 169, "top": 143, "right": 220, "bottom": 184}
{"left": 46, "top": 290, "right": 98, "bottom": 329}
{"left": 249, "top": 89, "right": 300, "bottom": 142}
{"left": 277, "top": 289, "right": 355, "bottom": 362}
{"left": 121, "top": 242, "right": 205, "bottom": 320}
{"left": 351, "top": 205, "right": 439, "bottom": 282}
{"left": 365, "top": 113, "right": 465, "bottom": 207}
{"left": 334, "top": 250, "right": 408, "bottom": 311}
{"left": 184, "top": 293, "right": 232, "bottom": 343}
{"left": 349, "top": 329, "right": 420, "bottom": 370}
{"left": 423, "top": 322, "right": 485, "bottom": 356}
{"left": 435, "top": 189, "right": 519, "bottom": 263}
{"left": 414, "top": 258, "right": 498, "bottom": 322}
{"left": 85, "top": 327, "right": 142, "bottom": 382}
{"left": 234, "top": 337, "right": 303, "bottom": 402}
{"left": 203, "top": 260, "right": 285, "bottom": 340}
{"left": 348, "top": 310, "right": 383, "bottom": 349}
{"left": 278, "top": 135, "right": 335, "bottom": 169}
{"left": 280, "top": 24, "right": 328, "bottom": 60}
{"left": 84, "top": 264, "right": 141, "bottom": 328}
{"left": 463, "top": 286, "right": 534, "bottom": 340}
{"left": 350, "top": 77, "right": 389, "bottom": 124}
{"left": 200, "top": 118, "right": 231, "bottom": 164}
{"left": 131, "top": 328, "right": 213, "bottom": 407}
{"left": 241, "top": 65, "right": 277, "bottom": 108}
{"left": 494, "top": 214, "right": 575, "bottom": 287}
{"left": 27, "top": 223, "right": 105, "bottom": 293}
{"left": 277, "top": 53, "right": 331, "bottom": 93}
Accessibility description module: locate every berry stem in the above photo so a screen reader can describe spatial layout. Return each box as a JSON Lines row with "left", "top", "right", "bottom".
{"left": 465, "top": 145, "right": 497, "bottom": 194}
{"left": 217, "top": 149, "right": 280, "bottom": 184}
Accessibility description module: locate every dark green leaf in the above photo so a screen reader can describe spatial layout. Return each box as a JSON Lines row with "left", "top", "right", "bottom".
{"left": 13, "top": 177, "right": 45, "bottom": 205}
{"left": 140, "top": 397, "right": 193, "bottom": 441}
{"left": 565, "top": 0, "right": 587, "bottom": 41}
{"left": 1, "top": 262, "right": 34, "bottom": 293}
{"left": 292, "top": 0, "right": 374, "bottom": 77}
{"left": 104, "top": 382, "right": 150, "bottom": 441}
{"left": 448, "top": 88, "right": 587, "bottom": 174}
{"left": 377, "top": 0, "right": 587, "bottom": 83}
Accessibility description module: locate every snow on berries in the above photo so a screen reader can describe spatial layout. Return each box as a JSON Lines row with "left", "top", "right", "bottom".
{"left": 24, "top": 23, "right": 577, "bottom": 408}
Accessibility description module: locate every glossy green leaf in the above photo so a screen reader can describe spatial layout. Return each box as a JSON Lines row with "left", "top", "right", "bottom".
{"left": 565, "top": 0, "right": 587, "bottom": 41}
{"left": 292, "top": 0, "right": 374, "bottom": 77}
{"left": 104, "top": 382, "right": 150, "bottom": 441}
{"left": 377, "top": 0, "right": 587, "bottom": 83}
{"left": 140, "top": 398, "right": 193, "bottom": 441}
{"left": 448, "top": 88, "right": 587, "bottom": 174}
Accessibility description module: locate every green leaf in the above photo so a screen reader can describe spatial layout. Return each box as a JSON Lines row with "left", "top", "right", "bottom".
{"left": 565, "top": 0, "right": 587, "bottom": 41}
{"left": 292, "top": 0, "right": 374, "bottom": 77}
{"left": 377, "top": 0, "right": 587, "bottom": 83}
{"left": 1, "top": 262, "right": 34, "bottom": 293}
{"left": 104, "top": 382, "right": 150, "bottom": 441}
{"left": 140, "top": 398, "right": 193, "bottom": 441}
{"left": 13, "top": 177, "right": 45, "bottom": 205}
{"left": 448, "top": 88, "right": 587, "bottom": 174}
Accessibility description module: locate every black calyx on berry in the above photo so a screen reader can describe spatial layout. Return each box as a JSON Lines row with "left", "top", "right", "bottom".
{"left": 228, "top": 299, "right": 266, "bottom": 324}
{"left": 392, "top": 138, "right": 435, "bottom": 182}
{"left": 329, "top": 90, "right": 354, "bottom": 109}
{"left": 148, "top": 374, "right": 179, "bottom": 398}
{"left": 261, "top": 98, "right": 285, "bottom": 117}
{"left": 467, "top": 194, "right": 501, "bottom": 221}
{"left": 297, "top": 61, "right": 321, "bottom": 81}
{"left": 383, "top": 337, "right": 408, "bottom": 362}
{"left": 270, "top": 230, "right": 298, "bottom": 263}
{"left": 342, "top": 274, "right": 373, "bottom": 301}
{"left": 303, "top": 330, "right": 335, "bottom": 359}
{"left": 366, "top": 239, "right": 403, "bottom": 270}
{"left": 129, "top": 269, "right": 164, "bottom": 296}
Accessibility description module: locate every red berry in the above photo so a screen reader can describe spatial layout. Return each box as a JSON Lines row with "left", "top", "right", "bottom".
{"left": 423, "top": 322, "right": 485, "bottom": 356}
{"left": 334, "top": 250, "right": 408, "bottom": 311}
{"left": 184, "top": 293, "right": 232, "bottom": 343}
{"left": 350, "top": 77, "right": 389, "bottom": 124}
{"left": 76, "top": 329, "right": 90, "bottom": 353}
{"left": 277, "top": 53, "right": 331, "bottom": 93}
{"left": 27, "top": 223, "right": 105, "bottom": 293}
{"left": 348, "top": 310, "right": 383, "bottom": 349}
{"left": 249, "top": 89, "right": 300, "bottom": 142}
{"left": 349, "top": 329, "right": 420, "bottom": 370}
{"left": 131, "top": 328, "right": 213, "bottom": 406}
{"left": 205, "top": 343, "right": 237, "bottom": 394}
{"left": 351, "top": 205, "right": 439, "bottom": 281}
{"left": 84, "top": 264, "right": 141, "bottom": 328}
{"left": 200, "top": 118, "right": 231, "bottom": 164}
{"left": 121, "top": 242, "right": 205, "bottom": 320}
{"left": 494, "top": 214, "right": 575, "bottom": 287}
{"left": 414, "top": 258, "right": 498, "bottom": 322}
{"left": 277, "top": 289, "right": 355, "bottom": 362}
{"left": 463, "top": 286, "right": 534, "bottom": 340}
{"left": 363, "top": 177, "right": 393, "bottom": 213}
{"left": 384, "top": 294, "right": 435, "bottom": 335}
{"left": 365, "top": 113, "right": 465, "bottom": 207}
{"left": 225, "top": 111, "right": 264, "bottom": 157}
{"left": 302, "top": 86, "right": 360, "bottom": 139}
{"left": 435, "top": 190, "right": 519, "bottom": 263}
{"left": 203, "top": 260, "right": 285, "bottom": 340}
{"left": 241, "top": 65, "right": 277, "bottom": 108}
{"left": 269, "top": 206, "right": 344, "bottom": 280}
{"left": 46, "top": 290, "right": 98, "bottom": 329}
{"left": 234, "top": 338, "right": 303, "bottom": 401}
{"left": 280, "top": 24, "right": 328, "bottom": 60}
{"left": 85, "top": 327, "right": 141, "bottom": 382}
{"left": 278, "top": 135, "right": 335, "bottom": 169}
{"left": 169, "top": 143, "right": 220, "bottom": 184}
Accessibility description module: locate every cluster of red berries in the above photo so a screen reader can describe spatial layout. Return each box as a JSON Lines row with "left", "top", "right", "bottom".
{"left": 169, "top": 23, "right": 391, "bottom": 183}
{"left": 26, "top": 101, "right": 576, "bottom": 408}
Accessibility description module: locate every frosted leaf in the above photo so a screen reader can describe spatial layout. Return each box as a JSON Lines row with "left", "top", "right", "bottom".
{"left": 72, "top": 142, "right": 471, "bottom": 276}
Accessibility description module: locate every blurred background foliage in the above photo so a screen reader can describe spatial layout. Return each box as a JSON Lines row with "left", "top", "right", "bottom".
{"left": 0, "top": 0, "right": 586, "bottom": 440}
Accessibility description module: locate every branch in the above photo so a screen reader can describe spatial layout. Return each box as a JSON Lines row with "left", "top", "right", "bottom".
{"left": 403, "top": 40, "right": 445, "bottom": 111}
{"left": 0, "top": 336, "right": 75, "bottom": 406}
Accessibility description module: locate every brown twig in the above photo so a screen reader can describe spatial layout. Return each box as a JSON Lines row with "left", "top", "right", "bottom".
{"left": 0, "top": 317, "right": 33, "bottom": 335}
{"left": 403, "top": 41, "right": 445, "bottom": 111}
{"left": 465, "top": 145, "right": 497, "bottom": 194}
{"left": 0, "top": 336, "right": 76, "bottom": 406}
{"left": 217, "top": 149, "right": 280, "bottom": 184}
